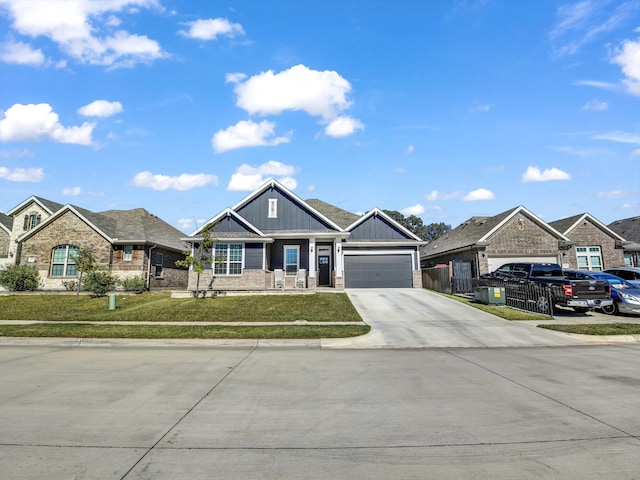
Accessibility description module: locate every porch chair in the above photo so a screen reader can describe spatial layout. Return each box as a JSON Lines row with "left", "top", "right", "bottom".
{"left": 295, "top": 269, "right": 307, "bottom": 288}
{"left": 274, "top": 269, "right": 284, "bottom": 289}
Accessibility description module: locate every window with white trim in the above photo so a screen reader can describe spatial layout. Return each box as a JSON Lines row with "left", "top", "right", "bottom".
{"left": 214, "top": 244, "right": 243, "bottom": 275}
{"left": 268, "top": 198, "right": 278, "bottom": 218}
{"left": 51, "top": 245, "right": 79, "bottom": 277}
{"left": 576, "top": 246, "right": 603, "bottom": 271}
{"left": 154, "top": 252, "right": 164, "bottom": 277}
{"left": 123, "top": 245, "right": 133, "bottom": 261}
{"left": 284, "top": 245, "right": 299, "bottom": 276}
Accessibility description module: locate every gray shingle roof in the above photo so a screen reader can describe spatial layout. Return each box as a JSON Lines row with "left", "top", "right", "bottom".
{"left": 305, "top": 199, "right": 360, "bottom": 230}
{"left": 34, "top": 196, "right": 64, "bottom": 214}
{"left": 548, "top": 214, "right": 584, "bottom": 235}
{"left": 0, "top": 212, "right": 12, "bottom": 231}
{"left": 98, "top": 208, "right": 187, "bottom": 251}
{"left": 609, "top": 216, "right": 640, "bottom": 243}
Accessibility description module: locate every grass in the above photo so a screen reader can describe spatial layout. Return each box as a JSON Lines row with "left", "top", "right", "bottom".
{"left": 436, "top": 292, "right": 553, "bottom": 321}
{"left": 539, "top": 323, "right": 640, "bottom": 336}
{"left": 0, "top": 291, "right": 368, "bottom": 339}
{"left": 0, "top": 291, "right": 362, "bottom": 322}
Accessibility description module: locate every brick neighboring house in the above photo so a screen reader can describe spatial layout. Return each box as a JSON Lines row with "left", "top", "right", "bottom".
{"left": 608, "top": 216, "right": 640, "bottom": 267}
{"left": 5, "top": 196, "right": 188, "bottom": 290}
{"left": 0, "top": 212, "right": 11, "bottom": 267}
{"left": 420, "top": 206, "right": 571, "bottom": 277}
{"left": 548, "top": 213, "right": 626, "bottom": 271}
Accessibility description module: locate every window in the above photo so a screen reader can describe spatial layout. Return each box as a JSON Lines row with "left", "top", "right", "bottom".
{"left": 123, "top": 245, "right": 133, "bottom": 261}
{"left": 214, "top": 244, "right": 243, "bottom": 275}
{"left": 23, "top": 214, "right": 41, "bottom": 231}
{"left": 268, "top": 198, "right": 278, "bottom": 218}
{"left": 154, "top": 252, "right": 163, "bottom": 278}
{"left": 284, "top": 246, "right": 299, "bottom": 276}
{"left": 51, "top": 245, "right": 79, "bottom": 277}
{"left": 576, "top": 246, "right": 602, "bottom": 271}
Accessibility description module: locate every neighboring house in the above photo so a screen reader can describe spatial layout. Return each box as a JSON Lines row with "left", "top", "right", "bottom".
{"left": 183, "top": 178, "right": 425, "bottom": 291}
{"left": 549, "top": 213, "right": 626, "bottom": 271}
{"left": 420, "top": 206, "right": 572, "bottom": 277}
{"left": 608, "top": 216, "right": 640, "bottom": 267}
{"left": 0, "top": 212, "right": 12, "bottom": 267}
{"left": 5, "top": 196, "right": 188, "bottom": 290}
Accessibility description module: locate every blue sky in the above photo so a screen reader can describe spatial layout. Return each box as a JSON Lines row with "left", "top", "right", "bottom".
{"left": 0, "top": 0, "right": 638, "bottom": 234}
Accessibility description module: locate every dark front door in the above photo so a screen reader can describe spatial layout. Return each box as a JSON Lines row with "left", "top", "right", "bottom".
{"left": 318, "top": 255, "right": 330, "bottom": 286}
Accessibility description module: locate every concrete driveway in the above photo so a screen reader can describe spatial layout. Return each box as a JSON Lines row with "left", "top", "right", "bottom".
{"left": 324, "top": 288, "right": 587, "bottom": 348}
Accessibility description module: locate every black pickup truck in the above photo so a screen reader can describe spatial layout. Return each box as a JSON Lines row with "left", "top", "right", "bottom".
{"left": 489, "top": 262, "right": 613, "bottom": 313}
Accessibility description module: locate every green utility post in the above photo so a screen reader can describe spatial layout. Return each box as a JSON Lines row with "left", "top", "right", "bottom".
{"left": 109, "top": 294, "right": 117, "bottom": 310}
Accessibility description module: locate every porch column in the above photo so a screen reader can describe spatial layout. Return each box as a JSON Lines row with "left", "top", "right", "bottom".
{"left": 308, "top": 238, "right": 316, "bottom": 279}
{"left": 335, "top": 239, "right": 343, "bottom": 277}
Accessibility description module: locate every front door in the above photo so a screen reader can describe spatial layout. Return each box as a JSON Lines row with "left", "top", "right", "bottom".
{"left": 318, "top": 246, "right": 331, "bottom": 286}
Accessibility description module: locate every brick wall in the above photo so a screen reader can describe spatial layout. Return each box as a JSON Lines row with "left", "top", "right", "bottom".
{"left": 564, "top": 220, "right": 625, "bottom": 269}
{"left": 486, "top": 215, "right": 559, "bottom": 257}
{"left": 188, "top": 268, "right": 267, "bottom": 291}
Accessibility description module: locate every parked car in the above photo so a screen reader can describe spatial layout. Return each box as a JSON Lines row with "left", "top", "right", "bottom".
{"left": 564, "top": 270, "right": 640, "bottom": 316}
{"left": 604, "top": 267, "right": 640, "bottom": 288}
{"left": 486, "top": 263, "right": 612, "bottom": 313}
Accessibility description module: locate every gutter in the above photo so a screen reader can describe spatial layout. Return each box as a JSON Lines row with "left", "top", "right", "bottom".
{"left": 146, "top": 244, "right": 156, "bottom": 290}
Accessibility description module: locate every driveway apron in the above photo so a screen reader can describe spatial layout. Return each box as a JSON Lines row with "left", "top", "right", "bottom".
{"left": 323, "top": 289, "right": 586, "bottom": 348}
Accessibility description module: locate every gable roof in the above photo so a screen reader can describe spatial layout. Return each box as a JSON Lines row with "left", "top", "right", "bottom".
{"left": 423, "top": 206, "right": 568, "bottom": 257}
{"left": 0, "top": 212, "right": 12, "bottom": 234}
{"left": 346, "top": 208, "right": 424, "bottom": 242}
{"left": 549, "top": 213, "right": 625, "bottom": 242}
{"left": 7, "top": 195, "right": 64, "bottom": 216}
{"left": 186, "top": 208, "right": 268, "bottom": 241}
{"left": 18, "top": 205, "right": 186, "bottom": 251}
{"left": 609, "top": 216, "right": 640, "bottom": 243}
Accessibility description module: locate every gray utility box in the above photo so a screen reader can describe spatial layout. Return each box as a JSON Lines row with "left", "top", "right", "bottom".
{"left": 474, "top": 286, "right": 506, "bottom": 305}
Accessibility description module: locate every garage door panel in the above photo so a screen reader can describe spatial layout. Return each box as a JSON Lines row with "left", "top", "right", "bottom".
{"left": 344, "top": 255, "right": 412, "bottom": 288}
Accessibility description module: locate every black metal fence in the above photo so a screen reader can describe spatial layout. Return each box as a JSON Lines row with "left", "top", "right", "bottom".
{"left": 474, "top": 278, "right": 554, "bottom": 315}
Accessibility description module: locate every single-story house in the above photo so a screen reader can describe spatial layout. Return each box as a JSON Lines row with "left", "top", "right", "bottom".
{"left": 420, "top": 206, "right": 573, "bottom": 277}
{"left": 183, "top": 178, "right": 425, "bottom": 291}
{"left": 608, "top": 216, "right": 640, "bottom": 267}
{"left": 548, "top": 213, "right": 626, "bottom": 270}
{"left": 4, "top": 195, "right": 188, "bottom": 290}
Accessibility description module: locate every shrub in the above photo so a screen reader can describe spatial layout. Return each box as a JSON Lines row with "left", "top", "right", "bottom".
{"left": 62, "top": 280, "right": 78, "bottom": 292}
{"left": 81, "top": 268, "right": 118, "bottom": 297}
{"left": 0, "top": 264, "right": 40, "bottom": 291}
{"left": 120, "top": 275, "right": 146, "bottom": 292}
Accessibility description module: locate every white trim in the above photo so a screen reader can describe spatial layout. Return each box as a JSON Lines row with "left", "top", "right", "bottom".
{"left": 268, "top": 198, "right": 278, "bottom": 218}
{"left": 190, "top": 208, "right": 268, "bottom": 237}
{"left": 284, "top": 245, "right": 300, "bottom": 276}
{"left": 478, "top": 206, "right": 570, "bottom": 243}
{"left": 6, "top": 196, "right": 58, "bottom": 217}
{"left": 345, "top": 208, "right": 424, "bottom": 242}
{"left": 345, "top": 241, "right": 424, "bottom": 247}
{"left": 561, "top": 213, "right": 626, "bottom": 241}
{"left": 343, "top": 249, "right": 416, "bottom": 255}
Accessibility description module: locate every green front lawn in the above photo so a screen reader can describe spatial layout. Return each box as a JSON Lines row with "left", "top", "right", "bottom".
{"left": 539, "top": 323, "right": 640, "bottom": 335}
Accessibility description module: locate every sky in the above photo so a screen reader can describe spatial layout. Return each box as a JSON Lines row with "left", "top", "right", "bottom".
{"left": 0, "top": 0, "right": 639, "bottom": 235}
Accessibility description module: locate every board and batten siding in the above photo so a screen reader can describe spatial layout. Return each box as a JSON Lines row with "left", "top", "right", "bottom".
{"left": 349, "top": 216, "right": 412, "bottom": 241}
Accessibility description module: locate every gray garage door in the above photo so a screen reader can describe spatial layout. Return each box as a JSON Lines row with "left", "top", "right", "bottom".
{"left": 344, "top": 254, "right": 413, "bottom": 288}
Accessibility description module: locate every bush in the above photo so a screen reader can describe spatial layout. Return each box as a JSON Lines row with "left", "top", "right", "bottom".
{"left": 81, "top": 268, "right": 118, "bottom": 297}
{"left": 120, "top": 275, "right": 146, "bottom": 292}
{"left": 0, "top": 264, "right": 40, "bottom": 291}
{"left": 62, "top": 280, "right": 78, "bottom": 292}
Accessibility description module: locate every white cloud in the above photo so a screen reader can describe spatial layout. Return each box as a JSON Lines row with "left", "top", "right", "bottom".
{"left": 179, "top": 18, "right": 244, "bottom": 40}
{"left": 0, "top": 148, "right": 34, "bottom": 160}
{"left": 0, "top": 166, "right": 44, "bottom": 182}
{"left": 469, "top": 104, "right": 492, "bottom": 113}
{"left": 581, "top": 99, "right": 608, "bottom": 111}
{"left": 131, "top": 171, "right": 218, "bottom": 191}
{"left": 0, "top": 39, "right": 45, "bottom": 65}
{"left": 232, "top": 64, "right": 354, "bottom": 120}
{"left": 212, "top": 120, "right": 290, "bottom": 152}
{"left": 227, "top": 161, "right": 297, "bottom": 191}
{"left": 400, "top": 204, "right": 425, "bottom": 216}
{"left": 324, "top": 116, "right": 364, "bottom": 137}
{"left": 463, "top": 188, "right": 495, "bottom": 201}
{"left": 522, "top": 166, "right": 571, "bottom": 182}
{"left": 574, "top": 79, "right": 620, "bottom": 91}
{"left": 226, "top": 72, "right": 247, "bottom": 83}
{"left": 612, "top": 37, "right": 640, "bottom": 95}
{"left": 0, "top": 103, "right": 95, "bottom": 145}
{"left": 177, "top": 218, "right": 194, "bottom": 231}
{"left": 406, "top": 145, "right": 415, "bottom": 154}
{"left": 1, "top": 0, "right": 166, "bottom": 68}
{"left": 425, "top": 189, "right": 460, "bottom": 201}
{"left": 62, "top": 186, "right": 82, "bottom": 196}
{"left": 631, "top": 148, "right": 640, "bottom": 156}
{"left": 78, "top": 100, "right": 123, "bottom": 117}
{"left": 594, "top": 131, "right": 640, "bottom": 144}
{"left": 597, "top": 189, "right": 639, "bottom": 199}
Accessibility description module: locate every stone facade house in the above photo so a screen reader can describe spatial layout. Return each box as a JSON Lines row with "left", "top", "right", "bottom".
{"left": 0, "top": 212, "right": 12, "bottom": 267}
{"left": 420, "top": 206, "right": 572, "bottom": 277}
{"left": 549, "top": 213, "right": 626, "bottom": 271}
{"left": 5, "top": 196, "right": 188, "bottom": 290}
{"left": 608, "top": 216, "right": 640, "bottom": 267}
{"left": 183, "top": 178, "right": 425, "bottom": 292}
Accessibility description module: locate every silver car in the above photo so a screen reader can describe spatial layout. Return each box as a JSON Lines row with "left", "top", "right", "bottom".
{"left": 563, "top": 270, "right": 640, "bottom": 316}
{"left": 604, "top": 267, "right": 640, "bottom": 288}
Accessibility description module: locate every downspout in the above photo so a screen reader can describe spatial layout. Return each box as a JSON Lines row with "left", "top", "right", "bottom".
{"left": 147, "top": 244, "right": 157, "bottom": 290}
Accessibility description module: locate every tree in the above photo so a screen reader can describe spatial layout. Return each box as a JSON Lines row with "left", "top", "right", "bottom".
{"left": 71, "top": 247, "right": 95, "bottom": 302}
{"left": 176, "top": 224, "right": 216, "bottom": 298}
{"left": 424, "top": 222, "right": 452, "bottom": 242}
